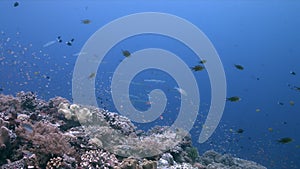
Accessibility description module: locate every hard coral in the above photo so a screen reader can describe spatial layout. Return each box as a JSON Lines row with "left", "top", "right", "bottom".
{"left": 103, "top": 111, "right": 136, "bottom": 135}
{"left": 16, "top": 91, "right": 38, "bottom": 110}
{"left": 80, "top": 149, "right": 119, "bottom": 169}
{"left": 46, "top": 154, "right": 77, "bottom": 169}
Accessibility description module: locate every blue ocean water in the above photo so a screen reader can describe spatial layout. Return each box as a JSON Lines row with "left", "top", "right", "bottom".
{"left": 1, "top": 1, "right": 299, "bottom": 168}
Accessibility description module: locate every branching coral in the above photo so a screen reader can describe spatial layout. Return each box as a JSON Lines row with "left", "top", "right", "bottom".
{"left": 46, "top": 155, "right": 77, "bottom": 169}
{"left": 80, "top": 149, "right": 119, "bottom": 169}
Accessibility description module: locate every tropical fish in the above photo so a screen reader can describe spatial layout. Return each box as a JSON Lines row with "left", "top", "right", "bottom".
{"left": 289, "top": 84, "right": 300, "bottom": 92}
{"left": 145, "top": 101, "right": 153, "bottom": 105}
{"left": 268, "top": 128, "right": 273, "bottom": 132}
{"left": 72, "top": 52, "right": 87, "bottom": 56}
{"left": 174, "top": 87, "right": 187, "bottom": 96}
{"left": 277, "top": 137, "right": 293, "bottom": 144}
{"left": 42, "top": 75, "right": 50, "bottom": 79}
{"left": 144, "top": 79, "right": 166, "bottom": 83}
{"left": 191, "top": 65, "right": 205, "bottom": 71}
{"left": 234, "top": 64, "right": 244, "bottom": 70}
{"left": 290, "top": 71, "right": 296, "bottom": 75}
{"left": 81, "top": 19, "right": 91, "bottom": 24}
{"left": 13, "top": 2, "right": 19, "bottom": 7}
{"left": 295, "top": 86, "right": 300, "bottom": 91}
{"left": 22, "top": 123, "right": 33, "bottom": 133}
{"left": 88, "top": 72, "right": 96, "bottom": 79}
{"left": 122, "top": 50, "right": 131, "bottom": 57}
{"left": 226, "top": 96, "right": 241, "bottom": 102}
{"left": 43, "top": 40, "right": 56, "bottom": 48}
{"left": 128, "top": 94, "right": 140, "bottom": 99}
{"left": 289, "top": 101, "right": 295, "bottom": 106}
{"left": 236, "top": 128, "right": 244, "bottom": 134}
{"left": 277, "top": 102, "right": 284, "bottom": 106}
{"left": 57, "top": 36, "right": 63, "bottom": 43}
{"left": 66, "top": 38, "right": 74, "bottom": 46}
{"left": 199, "top": 60, "right": 207, "bottom": 64}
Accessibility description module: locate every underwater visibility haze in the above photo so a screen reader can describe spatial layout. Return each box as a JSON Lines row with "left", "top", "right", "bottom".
{"left": 0, "top": 1, "right": 300, "bottom": 169}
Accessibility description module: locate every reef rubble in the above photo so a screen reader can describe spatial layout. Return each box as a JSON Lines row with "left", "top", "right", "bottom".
{"left": 0, "top": 92, "right": 267, "bottom": 169}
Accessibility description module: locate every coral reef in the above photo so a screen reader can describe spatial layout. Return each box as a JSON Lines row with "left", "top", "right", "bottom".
{"left": 0, "top": 92, "right": 267, "bottom": 169}
{"left": 46, "top": 155, "right": 77, "bottom": 169}
{"left": 197, "top": 150, "right": 267, "bottom": 169}
{"left": 15, "top": 121, "right": 76, "bottom": 167}
{"left": 0, "top": 117, "right": 17, "bottom": 166}
{"left": 117, "top": 157, "right": 157, "bottom": 169}
{"left": 80, "top": 149, "right": 119, "bottom": 169}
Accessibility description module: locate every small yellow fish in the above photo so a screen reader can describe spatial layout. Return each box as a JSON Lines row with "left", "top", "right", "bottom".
{"left": 289, "top": 101, "right": 295, "bottom": 106}
{"left": 268, "top": 128, "right": 273, "bottom": 132}
{"left": 256, "top": 108, "right": 261, "bottom": 112}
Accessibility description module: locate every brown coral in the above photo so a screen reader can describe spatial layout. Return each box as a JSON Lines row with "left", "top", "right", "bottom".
{"left": 117, "top": 158, "right": 157, "bottom": 169}
{"left": 16, "top": 122, "right": 76, "bottom": 167}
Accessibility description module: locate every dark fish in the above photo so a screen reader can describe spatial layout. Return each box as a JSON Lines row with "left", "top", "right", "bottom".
{"left": 277, "top": 101, "right": 284, "bottom": 106}
{"left": 122, "top": 50, "right": 131, "bottom": 57}
{"left": 0, "top": 88, "right": 3, "bottom": 91}
{"left": 277, "top": 137, "right": 293, "bottom": 144}
{"left": 88, "top": 72, "right": 96, "bottom": 79}
{"left": 191, "top": 65, "right": 205, "bottom": 71}
{"left": 199, "top": 60, "right": 207, "bottom": 64}
{"left": 288, "top": 84, "right": 300, "bottom": 91}
{"left": 293, "top": 86, "right": 300, "bottom": 91}
{"left": 234, "top": 64, "right": 244, "bottom": 70}
{"left": 66, "top": 38, "right": 74, "bottom": 46}
{"left": 43, "top": 75, "right": 50, "bottom": 79}
{"left": 236, "top": 128, "right": 244, "bottom": 134}
{"left": 81, "top": 19, "right": 91, "bottom": 24}
{"left": 57, "top": 36, "right": 62, "bottom": 43}
{"left": 226, "top": 96, "right": 241, "bottom": 102}
{"left": 290, "top": 71, "right": 296, "bottom": 75}
{"left": 13, "top": 2, "right": 19, "bottom": 7}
